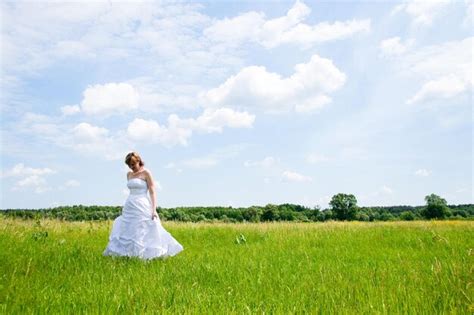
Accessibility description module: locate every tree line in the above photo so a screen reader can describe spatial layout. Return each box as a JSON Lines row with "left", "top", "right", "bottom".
{"left": 0, "top": 193, "right": 472, "bottom": 222}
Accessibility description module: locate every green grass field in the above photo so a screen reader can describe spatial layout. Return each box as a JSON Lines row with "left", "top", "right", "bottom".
{"left": 0, "top": 218, "right": 472, "bottom": 314}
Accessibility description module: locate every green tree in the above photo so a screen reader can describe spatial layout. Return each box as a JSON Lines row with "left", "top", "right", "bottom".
{"left": 329, "top": 193, "right": 358, "bottom": 220}
{"left": 261, "top": 204, "right": 279, "bottom": 221}
{"left": 423, "top": 194, "right": 451, "bottom": 219}
{"left": 400, "top": 211, "right": 415, "bottom": 221}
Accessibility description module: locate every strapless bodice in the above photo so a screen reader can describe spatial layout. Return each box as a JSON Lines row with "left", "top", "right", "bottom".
{"left": 127, "top": 178, "right": 148, "bottom": 196}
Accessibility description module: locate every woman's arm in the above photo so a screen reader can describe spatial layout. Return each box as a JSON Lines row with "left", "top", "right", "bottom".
{"left": 145, "top": 170, "right": 157, "bottom": 217}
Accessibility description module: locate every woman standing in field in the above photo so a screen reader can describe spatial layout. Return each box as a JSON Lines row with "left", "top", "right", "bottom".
{"left": 103, "top": 151, "right": 184, "bottom": 260}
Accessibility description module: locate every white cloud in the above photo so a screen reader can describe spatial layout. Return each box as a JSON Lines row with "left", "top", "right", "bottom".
{"left": 12, "top": 175, "right": 52, "bottom": 194}
{"left": 204, "top": 0, "right": 370, "bottom": 49}
{"left": 1, "top": 1, "right": 210, "bottom": 75}
{"left": 11, "top": 107, "right": 253, "bottom": 161}
{"left": 128, "top": 77, "right": 204, "bottom": 113}
{"left": 57, "top": 179, "right": 81, "bottom": 191}
{"left": 415, "top": 169, "right": 432, "bottom": 176}
{"left": 201, "top": 54, "right": 346, "bottom": 114}
{"left": 316, "top": 195, "right": 332, "bottom": 208}
{"left": 465, "top": 0, "right": 474, "bottom": 26}
{"left": 80, "top": 83, "right": 140, "bottom": 116}
{"left": 154, "top": 181, "right": 163, "bottom": 191}
{"left": 179, "top": 108, "right": 255, "bottom": 133}
{"left": 401, "top": 37, "right": 473, "bottom": 104}
{"left": 358, "top": 185, "right": 396, "bottom": 206}
{"left": 174, "top": 143, "right": 250, "bottom": 170}
{"left": 261, "top": 18, "right": 371, "bottom": 49}
{"left": 163, "top": 162, "right": 183, "bottom": 174}
{"left": 21, "top": 112, "right": 53, "bottom": 124}
{"left": 306, "top": 153, "right": 329, "bottom": 163}
{"left": 2, "top": 163, "right": 56, "bottom": 194}
{"left": 294, "top": 95, "right": 332, "bottom": 113}
{"left": 164, "top": 162, "right": 176, "bottom": 169}
{"left": 1, "top": 0, "right": 244, "bottom": 114}
{"left": 127, "top": 108, "right": 255, "bottom": 147}
{"left": 203, "top": 11, "right": 265, "bottom": 46}
{"left": 182, "top": 157, "right": 218, "bottom": 169}
{"left": 1, "top": 163, "right": 56, "bottom": 178}
{"left": 53, "top": 40, "right": 96, "bottom": 59}
{"left": 381, "top": 185, "right": 394, "bottom": 194}
{"left": 407, "top": 75, "right": 467, "bottom": 104}
{"left": 244, "top": 156, "right": 279, "bottom": 168}
{"left": 127, "top": 117, "right": 192, "bottom": 147}
{"left": 65, "top": 179, "right": 80, "bottom": 187}
{"left": 60, "top": 105, "right": 81, "bottom": 116}
{"left": 379, "top": 37, "right": 414, "bottom": 56}
{"left": 69, "top": 122, "right": 128, "bottom": 160}
{"left": 392, "top": 0, "right": 452, "bottom": 26}
{"left": 282, "top": 170, "right": 313, "bottom": 182}
{"left": 73, "top": 122, "right": 109, "bottom": 141}
{"left": 12, "top": 112, "right": 131, "bottom": 161}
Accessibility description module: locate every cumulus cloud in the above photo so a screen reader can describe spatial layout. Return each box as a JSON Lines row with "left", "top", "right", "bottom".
{"left": 168, "top": 143, "right": 250, "bottom": 171}
{"left": 1, "top": 1, "right": 211, "bottom": 75}
{"left": 282, "top": 170, "right": 313, "bottom": 182}
{"left": 60, "top": 105, "right": 81, "bottom": 116}
{"left": 11, "top": 106, "right": 253, "bottom": 161}
{"left": 1, "top": 163, "right": 56, "bottom": 178}
{"left": 401, "top": 37, "right": 473, "bottom": 104}
{"left": 465, "top": 0, "right": 474, "bottom": 26}
{"left": 68, "top": 122, "right": 128, "bottom": 160}
{"left": 392, "top": 0, "right": 452, "bottom": 26}
{"left": 244, "top": 156, "right": 279, "bottom": 168}
{"left": 164, "top": 162, "right": 176, "bottom": 169}
{"left": 415, "top": 169, "right": 432, "bottom": 176}
{"left": 358, "top": 185, "right": 396, "bottom": 206}
{"left": 12, "top": 175, "right": 52, "bottom": 193}
{"left": 306, "top": 153, "right": 329, "bottom": 163}
{"left": 179, "top": 108, "right": 256, "bottom": 133}
{"left": 204, "top": 11, "right": 265, "bottom": 46}
{"left": 201, "top": 54, "right": 346, "bottom": 114}
{"left": 204, "top": 0, "right": 370, "bottom": 49}
{"left": 12, "top": 111, "right": 131, "bottom": 161}
{"left": 80, "top": 83, "right": 139, "bottom": 116}
{"left": 57, "top": 179, "right": 81, "bottom": 191}
{"left": 65, "top": 179, "right": 80, "bottom": 187}
{"left": 2, "top": 163, "right": 56, "bottom": 194}
{"left": 1, "top": 0, "right": 242, "bottom": 112}
{"left": 407, "top": 75, "right": 467, "bottom": 104}
{"left": 381, "top": 185, "right": 394, "bottom": 194}
{"left": 128, "top": 77, "right": 204, "bottom": 113}
{"left": 73, "top": 122, "right": 109, "bottom": 141}
{"left": 127, "top": 107, "right": 255, "bottom": 147}
{"left": 127, "top": 117, "right": 192, "bottom": 147}
{"left": 379, "top": 37, "right": 415, "bottom": 56}
{"left": 154, "top": 180, "right": 163, "bottom": 191}
{"left": 181, "top": 157, "right": 218, "bottom": 169}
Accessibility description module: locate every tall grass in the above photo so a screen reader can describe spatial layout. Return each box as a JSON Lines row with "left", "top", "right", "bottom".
{"left": 0, "top": 218, "right": 472, "bottom": 313}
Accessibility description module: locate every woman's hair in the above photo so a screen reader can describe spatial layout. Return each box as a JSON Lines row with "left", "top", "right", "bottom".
{"left": 125, "top": 151, "right": 145, "bottom": 167}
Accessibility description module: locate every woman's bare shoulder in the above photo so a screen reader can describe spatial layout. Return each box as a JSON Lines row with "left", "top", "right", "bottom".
{"left": 143, "top": 168, "right": 154, "bottom": 177}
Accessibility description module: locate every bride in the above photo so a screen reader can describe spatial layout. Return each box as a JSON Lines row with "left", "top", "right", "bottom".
{"left": 103, "top": 151, "right": 184, "bottom": 260}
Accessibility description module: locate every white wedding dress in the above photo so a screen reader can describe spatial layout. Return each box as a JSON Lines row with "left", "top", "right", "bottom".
{"left": 103, "top": 177, "right": 184, "bottom": 260}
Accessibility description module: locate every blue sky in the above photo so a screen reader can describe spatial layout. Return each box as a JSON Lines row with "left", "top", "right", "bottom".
{"left": 1, "top": 0, "right": 472, "bottom": 210}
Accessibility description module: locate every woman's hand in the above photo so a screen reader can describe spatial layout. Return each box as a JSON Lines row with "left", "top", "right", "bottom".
{"left": 151, "top": 210, "right": 158, "bottom": 220}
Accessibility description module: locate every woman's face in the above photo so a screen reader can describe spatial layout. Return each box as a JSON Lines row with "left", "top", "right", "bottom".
{"left": 128, "top": 158, "right": 141, "bottom": 172}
